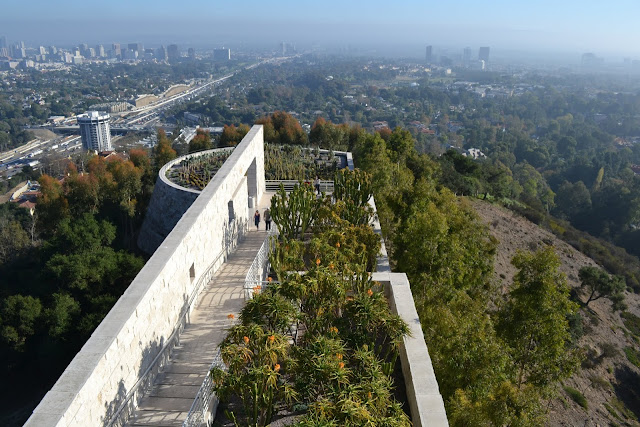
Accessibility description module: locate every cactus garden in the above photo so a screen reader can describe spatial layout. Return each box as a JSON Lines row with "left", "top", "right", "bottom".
{"left": 211, "top": 170, "right": 410, "bottom": 426}
{"left": 264, "top": 144, "right": 346, "bottom": 180}
{"left": 165, "top": 149, "right": 234, "bottom": 190}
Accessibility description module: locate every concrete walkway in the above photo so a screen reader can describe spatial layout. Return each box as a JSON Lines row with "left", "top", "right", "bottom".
{"left": 127, "top": 195, "right": 275, "bottom": 426}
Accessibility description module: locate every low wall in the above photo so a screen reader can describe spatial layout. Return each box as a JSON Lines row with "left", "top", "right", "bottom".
{"left": 375, "top": 272, "right": 449, "bottom": 427}
{"left": 26, "top": 126, "right": 265, "bottom": 427}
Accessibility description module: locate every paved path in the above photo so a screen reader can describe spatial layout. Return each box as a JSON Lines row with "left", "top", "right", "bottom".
{"left": 127, "top": 196, "right": 275, "bottom": 426}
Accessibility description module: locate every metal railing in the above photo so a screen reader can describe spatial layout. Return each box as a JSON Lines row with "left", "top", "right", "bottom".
{"left": 265, "top": 179, "right": 334, "bottom": 193}
{"left": 182, "top": 349, "right": 226, "bottom": 427}
{"left": 243, "top": 231, "right": 277, "bottom": 300}
{"left": 106, "top": 242, "right": 234, "bottom": 427}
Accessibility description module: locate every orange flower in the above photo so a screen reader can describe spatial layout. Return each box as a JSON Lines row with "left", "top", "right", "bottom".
{"left": 368, "top": 392, "right": 372, "bottom": 399}
{"left": 268, "top": 335, "right": 275, "bottom": 343}
{"left": 338, "top": 362, "right": 345, "bottom": 369}
{"left": 227, "top": 313, "right": 235, "bottom": 320}
{"left": 329, "top": 326, "right": 338, "bottom": 334}
{"left": 267, "top": 277, "right": 273, "bottom": 282}
{"left": 336, "top": 242, "right": 341, "bottom": 248}
{"left": 329, "top": 263, "right": 335, "bottom": 270}
{"left": 367, "top": 289, "right": 373, "bottom": 297}
{"left": 316, "top": 258, "right": 321, "bottom": 266}
{"left": 336, "top": 353, "right": 343, "bottom": 360}
{"left": 243, "top": 336, "right": 250, "bottom": 344}
{"left": 274, "top": 363, "right": 281, "bottom": 371}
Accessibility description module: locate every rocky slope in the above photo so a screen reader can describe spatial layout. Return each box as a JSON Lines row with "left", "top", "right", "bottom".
{"left": 471, "top": 199, "right": 640, "bottom": 427}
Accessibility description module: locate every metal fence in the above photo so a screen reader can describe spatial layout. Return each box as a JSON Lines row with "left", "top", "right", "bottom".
{"left": 243, "top": 231, "right": 277, "bottom": 300}
{"left": 265, "top": 179, "right": 334, "bottom": 193}
{"left": 182, "top": 349, "right": 226, "bottom": 427}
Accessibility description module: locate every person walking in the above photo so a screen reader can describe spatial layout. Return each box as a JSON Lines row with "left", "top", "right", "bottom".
{"left": 254, "top": 210, "right": 260, "bottom": 230}
{"left": 314, "top": 176, "right": 320, "bottom": 195}
{"left": 264, "top": 208, "right": 272, "bottom": 231}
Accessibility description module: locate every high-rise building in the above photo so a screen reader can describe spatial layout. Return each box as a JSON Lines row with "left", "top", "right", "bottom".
{"left": 112, "top": 43, "right": 121, "bottom": 58}
{"left": 155, "top": 45, "right": 168, "bottom": 61}
{"left": 96, "top": 44, "right": 105, "bottom": 57}
{"left": 78, "top": 111, "right": 112, "bottom": 152}
{"left": 213, "top": 48, "right": 231, "bottom": 61}
{"left": 0, "top": 36, "right": 7, "bottom": 50}
{"left": 128, "top": 43, "right": 143, "bottom": 54}
{"left": 478, "top": 46, "right": 490, "bottom": 63}
{"left": 425, "top": 45, "right": 432, "bottom": 63}
{"left": 188, "top": 47, "right": 196, "bottom": 60}
{"left": 167, "top": 44, "right": 179, "bottom": 62}
{"left": 463, "top": 47, "right": 472, "bottom": 66}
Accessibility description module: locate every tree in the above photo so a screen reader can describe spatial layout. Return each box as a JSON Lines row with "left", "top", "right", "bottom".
{"left": 188, "top": 129, "right": 213, "bottom": 152}
{"left": 578, "top": 266, "right": 626, "bottom": 310}
{"left": 497, "top": 247, "right": 580, "bottom": 389}
{"left": 219, "top": 124, "right": 250, "bottom": 147}
{"left": 1, "top": 295, "right": 42, "bottom": 352}
{"left": 153, "top": 129, "right": 177, "bottom": 169}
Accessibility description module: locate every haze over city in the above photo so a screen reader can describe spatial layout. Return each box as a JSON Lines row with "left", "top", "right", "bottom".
{"left": 2, "top": 0, "right": 640, "bottom": 58}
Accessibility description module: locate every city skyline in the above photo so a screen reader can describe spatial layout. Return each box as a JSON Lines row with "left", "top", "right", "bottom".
{"left": 1, "top": 0, "right": 640, "bottom": 58}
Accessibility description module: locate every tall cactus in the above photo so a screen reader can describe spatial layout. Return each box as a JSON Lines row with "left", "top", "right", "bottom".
{"left": 333, "top": 169, "right": 374, "bottom": 225}
{"left": 271, "top": 183, "right": 320, "bottom": 240}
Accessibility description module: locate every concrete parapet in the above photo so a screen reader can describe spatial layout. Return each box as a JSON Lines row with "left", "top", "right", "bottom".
{"left": 374, "top": 272, "right": 449, "bottom": 427}
{"left": 26, "top": 126, "right": 265, "bottom": 427}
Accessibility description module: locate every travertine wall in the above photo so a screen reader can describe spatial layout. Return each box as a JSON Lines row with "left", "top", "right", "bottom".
{"left": 137, "top": 147, "right": 234, "bottom": 255}
{"left": 25, "top": 126, "right": 265, "bottom": 427}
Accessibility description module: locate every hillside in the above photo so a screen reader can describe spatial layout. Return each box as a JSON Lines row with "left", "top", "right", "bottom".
{"left": 471, "top": 199, "right": 640, "bottom": 426}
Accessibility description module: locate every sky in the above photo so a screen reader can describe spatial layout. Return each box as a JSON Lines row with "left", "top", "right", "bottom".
{"left": 2, "top": 0, "right": 639, "bottom": 59}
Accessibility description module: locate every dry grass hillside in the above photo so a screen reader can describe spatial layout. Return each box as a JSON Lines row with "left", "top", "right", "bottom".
{"left": 471, "top": 199, "right": 640, "bottom": 427}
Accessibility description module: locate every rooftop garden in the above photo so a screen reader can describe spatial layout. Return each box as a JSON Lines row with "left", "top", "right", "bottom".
{"left": 264, "top": 144, "right": 345, "bottom": 181}
{"left": 165, "top": 149, "right": 234, "bottom": 190}
{"left": 211, "top": 169, "right": 411, "bottom": 426}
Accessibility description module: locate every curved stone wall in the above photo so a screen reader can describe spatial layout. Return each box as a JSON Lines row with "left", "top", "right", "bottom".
{"left": 137, "top": 147, "right": 234, "bottom": 255}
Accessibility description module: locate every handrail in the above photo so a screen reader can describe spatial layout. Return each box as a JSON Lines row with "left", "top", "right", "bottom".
{"left": 243, "top": 231, "right": 277, "bottom": 300}
{"left": 182, "top": 349, "right": 226, "bottom": 427}
{"left": 265, "top": 179, "right": 334, "bottom": 192}
{"left": 105, "top": 233, "right": 240, "bottom": 427}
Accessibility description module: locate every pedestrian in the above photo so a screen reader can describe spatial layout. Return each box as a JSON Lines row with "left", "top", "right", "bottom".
{"left": 264, "top": 208, "right": 271, "bottom": 231}
{"left": 254, "top": 210, "right": 260, "bottom": 230}
{"left": 314, "top": 176, "right": 320, "bottom": 194}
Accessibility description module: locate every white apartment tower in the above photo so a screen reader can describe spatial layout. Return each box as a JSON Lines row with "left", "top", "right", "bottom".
{"left": 78, "top": 111, "right": 112, "bottom": 152}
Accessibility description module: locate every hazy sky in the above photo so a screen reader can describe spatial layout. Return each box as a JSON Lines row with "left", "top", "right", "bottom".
{"left": 2, "top": 0, "right": 639, "bottom": 57}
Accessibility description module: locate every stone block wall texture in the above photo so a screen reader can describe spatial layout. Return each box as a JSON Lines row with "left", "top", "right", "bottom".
{"left": 25, "top": 126, "right": 265, "bottom": 427}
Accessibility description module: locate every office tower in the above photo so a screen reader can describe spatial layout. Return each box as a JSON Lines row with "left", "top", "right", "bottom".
{"left": 425, "top": 45, "right": 432, "bottom": 63}
{"left": 96, "top": 44, "right": 105, "bottom": 57}
{"left": 49, "top": 46, "right": 57, "bottom": 55}
{"left": 167, "top": 44, "right": 179, "bottom": 62}
{"left": 128, "top": 42, "right": 143, "bottom": 54}
{"left": 79, "top": 43, "right": 89, "bottom": 57}
{"left": 478, "top": 46, "right": 490, "bottom": 63}
{"left": 213, "top": 48, "right": 231, "bottom": 61}
{"left": 188, "top": 47, "right": 195, "bottom": 60}
{"left": 78, "top": 111, "right": 112, "bottom": 152}
{"left": 463, "top": 47, "right": 472, "bottom": 66}
{"left": 0, "top": 36, "right": 7, "bottom": 49}
{"left": 155, "top": 45, "right": 168, "bottom": 61}
{"left": 112, "top": 43, "right": 121, "bottom": 58}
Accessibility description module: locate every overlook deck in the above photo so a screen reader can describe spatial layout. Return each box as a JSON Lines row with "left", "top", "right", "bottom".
{"left": 127, "top": 194, "right": 274, "bottom": 426}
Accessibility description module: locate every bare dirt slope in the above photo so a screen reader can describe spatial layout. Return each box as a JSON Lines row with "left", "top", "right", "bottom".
{"left": 471, "top": 199, "right": 640, "bottom": 427}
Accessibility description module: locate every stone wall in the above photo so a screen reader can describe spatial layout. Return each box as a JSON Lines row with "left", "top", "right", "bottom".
{"left": 25, "top": 126, "right": 265, "bottom": 427}
{"left": 137, "top": 147, "right": 234, "bottom": 255}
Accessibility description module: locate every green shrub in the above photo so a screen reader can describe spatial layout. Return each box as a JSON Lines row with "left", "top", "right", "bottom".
{"left": 563, "top": 386, "right": 588, "bottom": 409}
{"left": 623, "top": 346, "right": 640, "bottom": 368}
{"left": 621, "top": 311, "right": 640, "bottom": 338}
